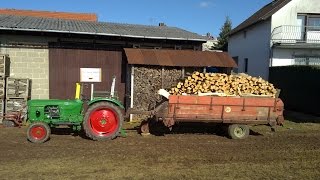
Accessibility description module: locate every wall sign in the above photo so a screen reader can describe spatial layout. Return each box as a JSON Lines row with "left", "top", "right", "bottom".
{"left": 80, "top": 68, "right": 102, "bottom": 82}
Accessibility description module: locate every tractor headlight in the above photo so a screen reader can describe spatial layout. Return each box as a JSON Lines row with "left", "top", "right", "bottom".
{"left": 36, "top": 110, "right": 40, "bottom": 117}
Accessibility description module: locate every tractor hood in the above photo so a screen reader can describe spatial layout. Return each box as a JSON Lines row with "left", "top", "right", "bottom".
{"left": 28, "top": 99, "right": 83, "bottom": 107}
{"left": 27, "top": 99, "right": 84, "bottom": 124}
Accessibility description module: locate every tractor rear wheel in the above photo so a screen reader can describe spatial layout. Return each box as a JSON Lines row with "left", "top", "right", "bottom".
{"left": 228, "top": 124, "right": 249, "bottom": 139}
{"left": 83, "top": 102, "right": 123, "bottom": 141}
{"left": 27, "top": 122, "right": 51, "bottom": 143}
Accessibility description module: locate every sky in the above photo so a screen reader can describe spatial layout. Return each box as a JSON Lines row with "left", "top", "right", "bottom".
{"left": 0, "top": 0, "right": 271, "bottom": 37}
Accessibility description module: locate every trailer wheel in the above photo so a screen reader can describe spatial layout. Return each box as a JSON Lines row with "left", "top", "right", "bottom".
{"left": 140, "top": 120, "right": 150, "bottom": 134}
{"left": 27, "top": 122, "right": 51, "bottom": 143}
{"left": 83, "top": 102, "right": 123, "bottom": 141}
{"left": 228, "top": 124, "right": 249, "bottom": 139}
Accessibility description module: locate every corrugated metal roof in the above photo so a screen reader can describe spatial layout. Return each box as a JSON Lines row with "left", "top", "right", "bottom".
{"left": 0, "top": 14, "right": 206, "bottom": 41}
{"left": 230, "top": 0, "right": 291, "bottom": 35}
{"left": 124, "top": 48, "right": 237, "bottom": 68}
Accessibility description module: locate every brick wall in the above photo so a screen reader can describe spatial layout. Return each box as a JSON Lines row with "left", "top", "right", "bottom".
{"left": 0, "top": 47, "right": 49, "bottom": 99}
{"left": 0, "top": 9, "right": 97, "bottom": 22}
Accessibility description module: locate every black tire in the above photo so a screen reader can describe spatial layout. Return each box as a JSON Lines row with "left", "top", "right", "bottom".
{"left": 140, "top": 120, "right": 150, "bottom": 134}
{"left": 2, "top": 120, "right": 15, "bottom": 127}
{"left": 83, "top": 102, "right": 123, "bottom": 141}
{"left": 27, "top": 122, "right": 51, "bottom": 143}
{"left": 228, "top": 124, "right": 249, "bottom": 139}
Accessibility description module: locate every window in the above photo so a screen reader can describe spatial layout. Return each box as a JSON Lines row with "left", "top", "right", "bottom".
{"left": 244, "top": 58, "right": 248, "bottom": 73}
{"left": 308, "top": 17, "right": 320, "bottom": 30}
{"left": 297, "top": 15, "right": 306, "bottom": 41}
{"left": 297, "top": 14, "right": 320, "bottom": 29}
{"left": 243, "top": 31, "right": 247, "bottom": 38}
{"left": 297, "top": 15, "right": 306, "bottom": 26}
{"left": 296, "top": 14, "right": 320, "bottom": 42}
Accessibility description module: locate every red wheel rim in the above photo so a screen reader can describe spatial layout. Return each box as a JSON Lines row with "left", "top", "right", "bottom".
{"left": 30, "top": 126, "right": 47, "bottom": 140}
{"left": 89, "top": 108, "right": 118, "bottom": 136}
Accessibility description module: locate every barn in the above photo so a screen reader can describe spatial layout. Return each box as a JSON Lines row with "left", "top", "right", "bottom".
{"left": 0, "top": 9, "right": 236, "bottom": 113}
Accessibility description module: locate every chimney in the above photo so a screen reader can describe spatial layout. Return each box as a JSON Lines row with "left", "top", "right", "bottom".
{"left": 159, "top": 22, "right": 166, "bottom": 27}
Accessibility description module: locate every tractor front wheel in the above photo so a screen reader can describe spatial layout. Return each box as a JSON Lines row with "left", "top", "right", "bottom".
{"left": 83, "top": 102, "right": 123, "bottom": 141}
{"left": 27, "top": 122, "right": 51, "bottom": 143}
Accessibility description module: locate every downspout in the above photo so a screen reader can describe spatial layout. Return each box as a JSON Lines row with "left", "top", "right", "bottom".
{"left": 130, "top": 65, "right": 134, "bottom": 122}
{"left": 270, "top": 45, "right": 274, "bottom": 67}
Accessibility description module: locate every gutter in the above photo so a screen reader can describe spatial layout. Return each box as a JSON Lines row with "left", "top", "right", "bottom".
{"left": 0, "top": 27, "right": 206, "bottom": 42}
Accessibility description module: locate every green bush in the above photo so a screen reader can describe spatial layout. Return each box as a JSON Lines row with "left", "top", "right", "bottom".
{"left": 269, "top": 66, "right": 320, "bottom": 115}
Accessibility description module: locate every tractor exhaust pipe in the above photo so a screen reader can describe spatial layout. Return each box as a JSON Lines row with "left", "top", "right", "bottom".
{"left": 111, "top": 76, "right": 116, "bottom": 98}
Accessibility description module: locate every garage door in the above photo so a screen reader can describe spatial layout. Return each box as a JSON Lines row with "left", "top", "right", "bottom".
{"left": 49, "top": 48, "right": 125, "bottom": 103}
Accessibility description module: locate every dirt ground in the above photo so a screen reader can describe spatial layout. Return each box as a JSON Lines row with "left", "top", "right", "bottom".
{"left": 0, "top": 118, "right": 319, "bottom": 180}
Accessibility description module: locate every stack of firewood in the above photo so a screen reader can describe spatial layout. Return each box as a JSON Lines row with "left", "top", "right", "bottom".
{"left": 169, "top": 72, "right": 277, "bottom": 97}
{"left": 133, "top": 66, "right": 183, "bottom": 119}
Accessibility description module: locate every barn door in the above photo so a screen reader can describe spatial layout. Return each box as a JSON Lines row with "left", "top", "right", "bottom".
{"left": 49, "top": 48, "right": 125, "bottom": 103}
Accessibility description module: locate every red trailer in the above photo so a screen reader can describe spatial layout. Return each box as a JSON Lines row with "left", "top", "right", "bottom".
{"left": 130, "top": 94, "right": 284, "bottom": 139}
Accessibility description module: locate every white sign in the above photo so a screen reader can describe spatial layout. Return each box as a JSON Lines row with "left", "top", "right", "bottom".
{"left": 80, "top": 68, "right": 102, "bottom": 82}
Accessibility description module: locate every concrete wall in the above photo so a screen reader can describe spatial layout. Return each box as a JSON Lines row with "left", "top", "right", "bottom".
{"left": 0, "top": 35, "right": 53, "bottom": 99}
{"left": 272, "top": 48, "right": 320, "bottom": 66}
{"left": 228, "top": 20, "right": 271, "bottom": 79}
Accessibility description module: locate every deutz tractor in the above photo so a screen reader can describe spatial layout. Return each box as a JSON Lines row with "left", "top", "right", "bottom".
{"left": 26, "top": 83, "right": 124, "bottom": 143}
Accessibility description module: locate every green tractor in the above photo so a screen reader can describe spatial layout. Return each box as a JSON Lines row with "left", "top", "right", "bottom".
{"left": 26, "top": 82, "right": 124, "bottom": 143}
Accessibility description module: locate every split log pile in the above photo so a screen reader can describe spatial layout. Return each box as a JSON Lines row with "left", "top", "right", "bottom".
{"left": 133, "top": 66, "right": 182, "bottom": 119}
{"left": 134, "top": 66, "right": 162, "bottom": 114}
{"left": 162, "top": 67, "right": 182, "bottom": 89}
{"left": 169, "top": 72, "right": 277, "bottom": 97}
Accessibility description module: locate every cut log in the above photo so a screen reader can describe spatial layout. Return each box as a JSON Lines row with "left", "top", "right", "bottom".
{"left": 169, "top": 72, "right": 278, "bottom": 97}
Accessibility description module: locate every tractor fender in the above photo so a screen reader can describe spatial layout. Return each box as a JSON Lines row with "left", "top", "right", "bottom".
{"left": 88, "top": 98, "right": 124, "bottom": 109}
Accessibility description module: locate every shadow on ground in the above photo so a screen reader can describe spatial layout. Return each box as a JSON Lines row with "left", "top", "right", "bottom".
{"left": 50, "top": 128, "right": 90, "bottom": 139}
{"left": 129, "top": 121, "right": 264, "bottom": 138}
{"left": 284, "top": 110, "right": 320, "bottom": 123}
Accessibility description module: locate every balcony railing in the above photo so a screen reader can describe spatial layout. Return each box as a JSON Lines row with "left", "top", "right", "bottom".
{"left": 294, "top": 56, "right": 320, "bottom": 66}
{"left": 271, "top": 25, "right": 320, "bottom": 44}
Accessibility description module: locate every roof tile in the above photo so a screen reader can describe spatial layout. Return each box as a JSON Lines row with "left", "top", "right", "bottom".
{"left": 230, "top": 0, "right": 291, "bottom": 35}
{"left": 0, "top": 14, "right": 206, "bottom": 41}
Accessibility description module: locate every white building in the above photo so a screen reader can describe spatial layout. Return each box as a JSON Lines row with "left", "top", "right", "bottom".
{"left": 202, "top": 33, "right": 218, "bottom": 51}
{"left": 228, "top": 0, "right": 320, "bottom": 79}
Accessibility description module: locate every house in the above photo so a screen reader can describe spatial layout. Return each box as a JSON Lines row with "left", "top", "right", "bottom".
{"left": 0, "top": 9, "right": 236, "bottom": 112}
{"left": 228, "top": 0, "right": 320, "bottom": 79}
{"left": 202, "top": 33, "right": 218, "bottom": 51}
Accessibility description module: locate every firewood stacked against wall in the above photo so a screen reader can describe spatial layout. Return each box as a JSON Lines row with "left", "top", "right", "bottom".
{"left": 134, "top": 66, "right": 162, "bottom": 114}
{"left": 133, "top": 66, "right": 182, "bottom": 119}
{"left": 163, "top": 67, "right": 182, "bottom": 89}
{"left": 169, "top": 72, "right": 277, "bottom": 97}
